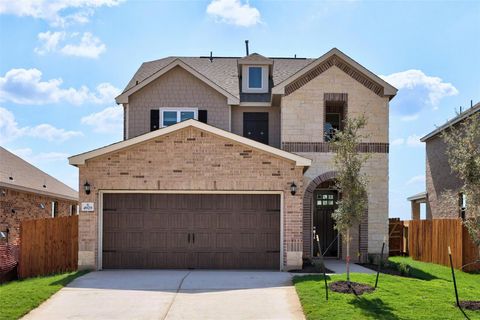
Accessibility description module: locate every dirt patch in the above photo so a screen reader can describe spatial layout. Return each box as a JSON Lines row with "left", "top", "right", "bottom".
{"left": 459, "top": 301, "right": 480, "bottom": 311}
{"left": 329, "top": 281, "right": 375, "bottom": 295}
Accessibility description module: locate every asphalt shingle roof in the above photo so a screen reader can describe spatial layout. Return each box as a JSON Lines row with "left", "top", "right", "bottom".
{"left": 0, "top": 147, "right": 78, "bottom": 201}
{"left": 123, "top": 55, "right": 315, "bottom": 99}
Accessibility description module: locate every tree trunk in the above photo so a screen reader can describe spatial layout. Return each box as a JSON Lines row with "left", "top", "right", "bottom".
{"left": 346, "top": 228, "right": 350, "bottom": 285}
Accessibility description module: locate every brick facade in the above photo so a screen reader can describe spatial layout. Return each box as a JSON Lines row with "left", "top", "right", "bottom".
{"left": 76, "top": 126, "right": 305, "bottom": 270}
{"left": 0, "top": 187, "right": 77, "bottom": 245}
{"left": 425, "top": 135, "right": 463, "bottom": 218}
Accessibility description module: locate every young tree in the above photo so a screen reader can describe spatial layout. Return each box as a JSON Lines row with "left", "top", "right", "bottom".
{"left": 442, "top": 112, "right": 480, "bottom": 260}
{"left": 330, "top": 115, "right": 369, "bottom": 284}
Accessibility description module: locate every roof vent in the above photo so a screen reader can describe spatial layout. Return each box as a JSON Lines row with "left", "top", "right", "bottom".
{"left": 43, "top": 184, "right": 47, "bottom": 188}
{"left": 8, "top": 176, "right": 13, "bottom": 180}
{"left": 245, "top": 40, "right": 249, "bottom": 56}
{"left": 209, "top": 51, "right": 213, "bottom": 63}
{"left": 136, "top": 80, "right": 139, "bottom": 85}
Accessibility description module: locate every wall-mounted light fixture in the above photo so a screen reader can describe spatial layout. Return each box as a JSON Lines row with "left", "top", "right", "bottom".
{"left": 84, "top": 181, "right": 91, "bottom": 195}
{"left": 290, "top": 182, "right": 297, "bottom": 196}
{"left": 40, "top": 203, "right": 45, "bottom": 209}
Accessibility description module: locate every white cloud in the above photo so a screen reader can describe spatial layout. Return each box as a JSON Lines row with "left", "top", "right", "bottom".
{"left": 0, "top": 107, "right": 83, "bottom": 144}
{"left": 206, "top": 0, "right": 261, "bottom": 27}
{"left": 60, "top": 32, "right": 106, "bottom": 58}
{"left": 0, "top": 68, "right": 119, "bottom": 105}
{"left": 81, "top": 106, "right": 123, "bottom": 133}
{"left": 391, "top": 134, "right": 423, "bottom": 148}
{"left": 391, "top": 138, "right": 404, "bottom": 146}
{"left": 406, "top": 175, "right": 425, "bottom": 185}
{"left": 381, "top": 69, "right": 458, "bottom": 108}
{"left": 406, "top": 134, "right": 423, "bottom": 147}
{"left": 34, "top": 31, "right": 66, "bottom": 55}
{"left": 0, "top": 0, "right": 124, "bottom": 27}
{"left": 35, "top": 31, "right": 106, "bottom": 58}
{"left": 400, "top": 114, "right": 419, "bottom": 122}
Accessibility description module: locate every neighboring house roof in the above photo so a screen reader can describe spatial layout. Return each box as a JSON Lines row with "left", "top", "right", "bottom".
{"left": 407, "top": 191, "right": 427, "bottom": 202}
{"left": 0, "top": 147, "right": 78, "bottom": 201}
{"left": 69, "top": 119, "right": 312, "bottom": 167}
{"left": 421, "top": 101, "right": 480, "bottom": 142}
{"left": 116, "top": 48, "right": 396, "bottom": 105}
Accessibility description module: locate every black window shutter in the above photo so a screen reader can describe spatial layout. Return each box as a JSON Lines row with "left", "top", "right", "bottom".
{"left": 150, "top": 110, "right": 159, "bottom": 131}
{"left": 198, "top": 110, "right": 208, "bottom": 124}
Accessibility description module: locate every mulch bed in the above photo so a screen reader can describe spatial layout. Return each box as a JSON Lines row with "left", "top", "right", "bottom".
{"left": 329, "top": 280, "right": 375, "bottom": 295}
{"left": 357, "top": 263, "right": 409, "bottom": 277}
{"left": 459, "top": 301, "right": 480, "bottom": 311}
{"left": 289, "top": 264, "right": 335, "bottom": 274}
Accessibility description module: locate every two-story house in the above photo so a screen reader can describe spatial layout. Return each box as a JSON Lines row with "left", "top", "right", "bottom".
{"left": 69, "top": 48, "right": 397, "bottom": 271}
{"left": 408, "top": 101, "right": 479, "bottom": 220}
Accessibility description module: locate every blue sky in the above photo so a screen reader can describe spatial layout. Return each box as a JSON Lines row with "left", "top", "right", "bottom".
{"left": 0, "top": 0, "right": 479, "bottom": 219}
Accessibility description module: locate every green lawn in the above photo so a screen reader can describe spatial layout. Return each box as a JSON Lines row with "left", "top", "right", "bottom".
{"left": 0, "top": 271, "right": 87, "bottom": 320}
{"left": 294, "top": 257, "right": 480, "bottom": 320}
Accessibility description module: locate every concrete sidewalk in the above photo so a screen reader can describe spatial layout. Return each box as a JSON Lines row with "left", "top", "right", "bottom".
{"left": 22, "top": 270, "right": 305, "bottom": 320}
{"left": 324, "top": 259, "right": 375, "bottom": 274}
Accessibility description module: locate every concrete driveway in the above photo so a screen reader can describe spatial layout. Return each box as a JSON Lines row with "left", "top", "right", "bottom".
{"left": 22, "top": 270, "right": 305, "bottom": 320}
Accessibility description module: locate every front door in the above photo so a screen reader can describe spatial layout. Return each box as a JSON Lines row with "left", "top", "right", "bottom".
{"left": 313, "top": 190, "right": 338, "bottom": 257}
{"left": 243, "top": 112, "right": 269, "bottom": 144}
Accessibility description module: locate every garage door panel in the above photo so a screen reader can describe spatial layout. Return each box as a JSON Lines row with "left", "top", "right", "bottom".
{"left": 103, "top": 193, "right": 280, "bottom": 269}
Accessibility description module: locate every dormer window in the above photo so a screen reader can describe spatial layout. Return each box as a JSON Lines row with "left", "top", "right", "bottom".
{"left": 242, "top": 65, "right": 268, "bottom": 93}
{"left": 248, "top": 67, "right": 263, "bottom": 89}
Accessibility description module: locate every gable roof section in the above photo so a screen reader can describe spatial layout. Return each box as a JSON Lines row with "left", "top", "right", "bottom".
{"left": 69, "top": 119, "right": 312, "bottom": 167}
{"left": 272, "top": 48, "right": 398, "bottom": 99}
{"left": 238, "top": 53, "right": 273, "bottom": 65}
{"left": 116, "top": 59, "right": 240, "bottom": 105}
{"left": 421, "top": 101, "right": 480, "bottom": 142}
{"left": 117, "top": 56, "right": 314, "bottom": 104}
{"left": 0, "top": 147, "right": 78, "bottom": 201}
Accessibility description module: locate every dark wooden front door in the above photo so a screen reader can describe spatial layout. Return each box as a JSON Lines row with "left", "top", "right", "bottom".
{"left": 313, "top": 190, "right": 338, "bottom": 257}
{"left": 102, "top": 193, "right": 280, "bottom": 269}
{"left": 243, "top": 112, "right": 269, "bottom": 144}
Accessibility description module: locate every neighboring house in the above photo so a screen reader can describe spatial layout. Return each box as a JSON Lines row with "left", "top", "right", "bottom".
{"left": 408, "top": 102, "right": 480, "bottom": 220}
{"left": 69, "top": 48, "right": 397, "bottom": 271}
{"left": 0, "top": 147, "right": 78, "bottom": 245}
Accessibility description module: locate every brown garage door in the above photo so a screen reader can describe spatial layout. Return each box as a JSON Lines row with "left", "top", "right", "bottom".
{"left": 102, "top": 193, "right": 280, "bottom": 269}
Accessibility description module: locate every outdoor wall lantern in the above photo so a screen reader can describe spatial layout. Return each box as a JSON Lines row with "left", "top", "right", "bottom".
{"left": 290, "top": 182, "right": 297, "bottom": 196}
{"left": 84, "top": 181, "right": 91, "bottom": 195}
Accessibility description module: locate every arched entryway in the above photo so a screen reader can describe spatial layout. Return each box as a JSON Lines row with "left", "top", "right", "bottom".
{"left": 303, "top": 171, "right": 369, "bottom": 261}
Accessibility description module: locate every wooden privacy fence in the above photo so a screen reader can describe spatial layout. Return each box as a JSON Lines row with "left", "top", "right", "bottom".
{"left": 19, "top": 215, "right": 78, "bottom": 278}
{"left": 388, "top": 218, "right": 407, "bottom": 256}
{"left": 408, "top": 219, "right": 479, "bottom": 271}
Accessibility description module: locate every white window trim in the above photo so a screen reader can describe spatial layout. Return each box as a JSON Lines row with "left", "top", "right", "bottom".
{"left": 242, "top": 65, "right": 268, "bottom": 93}
{"left": 159, "top": 108, "right": 198, "bottom": 128}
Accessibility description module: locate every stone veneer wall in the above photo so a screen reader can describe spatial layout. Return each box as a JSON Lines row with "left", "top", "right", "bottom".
{"left": 280, "top": 65, "right": 390, "bottom": 260}
{"left": 0, "top": 187, "right": 77, "bottom": 245}
{"left": 76, "top": 126, "right": 306, "bottom": 270}
{"left": 127, "top": 66, "right": 230, "bottom": 139}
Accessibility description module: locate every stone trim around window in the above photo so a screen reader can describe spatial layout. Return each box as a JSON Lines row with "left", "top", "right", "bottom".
{"left": 282, "top": 142, "right": 389, "bottom": 153}
{"left": 285, "top": 55, "right": 385, "bottom": 97}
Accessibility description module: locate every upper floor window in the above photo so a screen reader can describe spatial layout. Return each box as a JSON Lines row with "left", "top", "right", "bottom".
{"left": 160, "top": 108, "right": 198, "bottom": 127}
{"left": 324, "top": 103, "right": 345, "bottom": 142}
{"left": 242, "top": 65, "right": 268, "bottom": 93}
{"left": 248, "top": 67, "right": 263, "bottom": 89}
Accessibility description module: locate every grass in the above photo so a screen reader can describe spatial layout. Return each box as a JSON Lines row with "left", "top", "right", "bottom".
{"left": 293, "top": 257, "right": 480, "bottom": 320}
{"left": 0, "top": 271, "right": 87, "bottom": 320}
